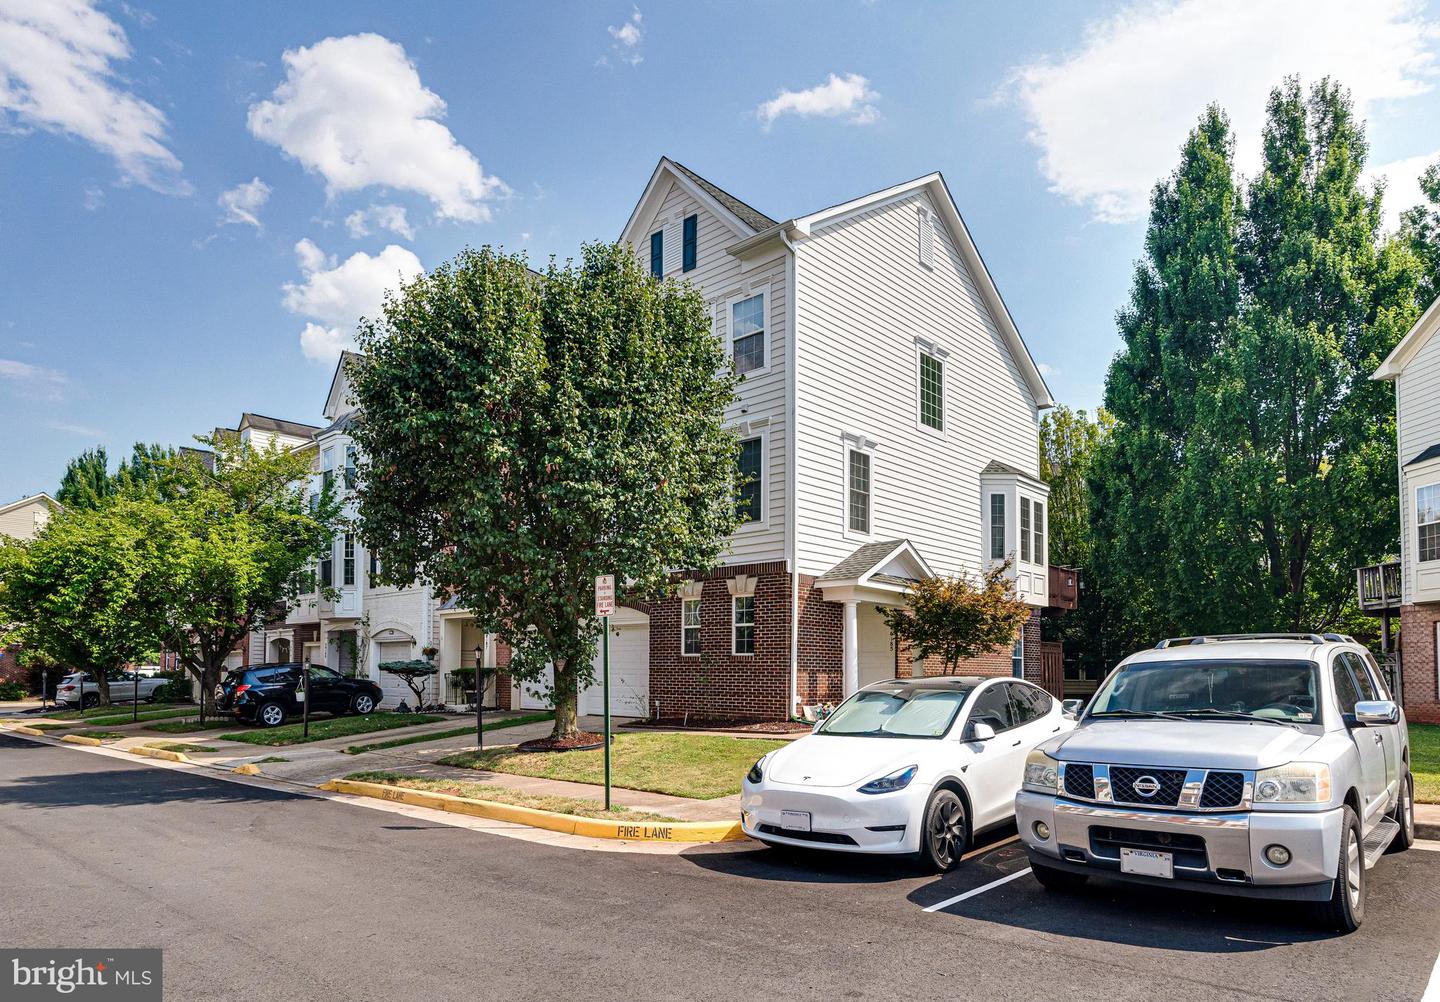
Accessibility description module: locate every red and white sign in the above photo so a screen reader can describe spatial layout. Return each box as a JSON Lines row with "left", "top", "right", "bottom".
{"left": 594, "top": 574, "right": 615, "bottom": 618}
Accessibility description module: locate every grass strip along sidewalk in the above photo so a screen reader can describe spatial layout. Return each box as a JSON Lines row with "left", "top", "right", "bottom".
{"left": 145, "top": 741, "right": 218, "bottom": 753}
{"left": 43, "top": 702, "right": 187, "bottom": 721}
{"left": 343, "top": 771, "right": 679, "bottom": 822}
{"left": 1412, "top": 723, "right": 1440, "bottom": 803}
{"left": 220, "top": 712, "right": 445, "bottom": 747}
{"left": 145, "top": 718, "right": 240, "bottom": 733}
{"left": 342, "top": 712, "right": 554, "bottom": 755}
{"left": 440, "top": 731, "right": 789, "bottom": 800}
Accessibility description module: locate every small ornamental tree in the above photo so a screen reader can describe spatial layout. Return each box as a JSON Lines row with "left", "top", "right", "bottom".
{"left": 352, "top": 242, "right": 741, "bottom": 742}
{"left": 378, "top": 659, "right": 440, "bottom": 708}
{"left": 880, "top": 564, "right": 1032, "bottom": 672}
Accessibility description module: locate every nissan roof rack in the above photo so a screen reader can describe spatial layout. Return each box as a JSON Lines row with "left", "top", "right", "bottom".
{"left": 1154, "top": 633, "right": 1346, "bottom": 649}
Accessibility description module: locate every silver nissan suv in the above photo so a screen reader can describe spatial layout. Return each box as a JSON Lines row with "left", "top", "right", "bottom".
{"left": 1016, "top": 634, "right": 1415, "bottom": 932}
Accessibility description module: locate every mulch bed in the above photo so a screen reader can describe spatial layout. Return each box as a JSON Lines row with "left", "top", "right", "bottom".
{"left": 625, "top": 718, "right": 811, "bottom": 735}
{"left": 516, "top": 731, "right": 610, "bottom": 753}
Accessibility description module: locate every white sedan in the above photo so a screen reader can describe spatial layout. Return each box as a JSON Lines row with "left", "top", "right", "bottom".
{"left": 741, "top": 676, "right": 1074, "bottom": 871}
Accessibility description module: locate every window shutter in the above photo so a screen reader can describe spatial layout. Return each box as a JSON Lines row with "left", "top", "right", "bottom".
{"left": 918, "top": 208, "right": 934, "bottom": 268}
{"left": 682, "top": 214, "right": 698, "bottom": 272}
{"left": 650, "top": 230, "right": 663, "bottom": 278}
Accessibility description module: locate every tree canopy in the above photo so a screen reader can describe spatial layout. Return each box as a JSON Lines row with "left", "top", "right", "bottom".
{"left": 880, "top": 565, "right": 1032, "bottom": 672}
{"left": 351, "top": 242, "right": 741, "bottom": 739}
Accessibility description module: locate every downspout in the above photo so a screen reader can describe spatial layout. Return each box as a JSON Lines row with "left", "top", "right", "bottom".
{"left": 780, "top": 226, "right": 800, "bottom": 719}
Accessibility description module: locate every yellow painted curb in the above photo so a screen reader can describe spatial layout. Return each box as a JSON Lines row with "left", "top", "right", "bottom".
{"left": 129, "top": 745, "right": 191, "bottom": 763}
{"left": 61, "top": 734, "right": 103, "bottom": 746}
{"left": 232, "top": 764, "right": 262, "bottom": 775}
{"left": 8, "top": 725, "right": 46, "bottom": 737}
{"left": 321, "top": 779, "right": 747, "bottom": 844}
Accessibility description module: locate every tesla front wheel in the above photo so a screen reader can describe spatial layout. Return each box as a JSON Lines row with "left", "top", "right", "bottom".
{"left": 919, "top": 789, "right": 968, "bottom": 873}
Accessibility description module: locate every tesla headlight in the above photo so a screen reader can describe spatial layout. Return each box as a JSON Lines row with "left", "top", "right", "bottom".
{"left": 1253, "top": 762, "right": 1332, "bottom": 804}
{"left": 746, "top": 756, "right": 766, "bottom": 785}
{"left": 857, "top": 765, "right": 918, "bottom": 795}
{"left": 1023, "top": 750, "right": 1061, "bottom": 794}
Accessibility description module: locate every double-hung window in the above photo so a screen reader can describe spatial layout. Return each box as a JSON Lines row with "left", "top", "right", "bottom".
{"left": 989, "top": 494, "right": 1005, "bottom": 560}
{"left": 918, "top": 351, "right": 945, "bottom": 431}
{"left": 682, "top": 214, "right": 698, "bottom": 272}
{"left": 737, "top": 437, "right": 763, "bottom": 523}
{"left": 682, "top": 598, "right": 701, "bottom": 656}
{"left": 1033, "top": 501, "right": 1045, "bottom": 566}
{"left": 848, "top": 449, "right": 871, "bottom": 534}
{"left": 733, "top": 596, "right": 755, "bottom": 655}
{"left": 1020, "top": 497, "right": 1032, "bottom": 563}
{"left": 342, "top": 533, "right": 356, "bottom": 586}
{"left": 369, "top": 551, "right": 380, "bottom": 583}
{"left": 650, "top": 230, "right": 664, "bottom": 278}
{"left": 320, "top": 548, "right": 333, "bottom": 588}
{"left": 731, "top": 293, "right": 765, "bottom": 374}
{"left": 321, "top": 448, "right": 335, "bottom": 493}
{"left": 344, "top": 445, "right": 357, "bottom": 490}
{"left": 1419, "top": 484, "right": 1440, "bottom": 562}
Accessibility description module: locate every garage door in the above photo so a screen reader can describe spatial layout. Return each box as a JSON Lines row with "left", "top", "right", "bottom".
{"left": 581, "top": 624, "right": 649, "bottom": 718}
{"left": 377, "top": 640, "right": 418, "bottom": 707}
{"left": 516, "top": 665, "right": 554, "bottom": 711}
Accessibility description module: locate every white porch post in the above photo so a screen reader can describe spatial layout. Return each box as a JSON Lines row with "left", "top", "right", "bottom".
{"left": 842, "top": 600, "right": 860, "bottom": 697}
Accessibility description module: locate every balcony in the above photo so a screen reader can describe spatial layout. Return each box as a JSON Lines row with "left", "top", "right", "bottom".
{"left": 1048, "top": 565, "right": 1080, "bottom": 612}
{"left": 1356, "top": 561, "right": 1402, "bottom": 613}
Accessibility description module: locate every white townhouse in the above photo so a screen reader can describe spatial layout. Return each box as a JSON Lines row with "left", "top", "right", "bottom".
{"left": 1372, "top": 295, "right": 1440, "bottom": 724}
{"left": 561, "top": 157, "right": 1058, "bottom": 722}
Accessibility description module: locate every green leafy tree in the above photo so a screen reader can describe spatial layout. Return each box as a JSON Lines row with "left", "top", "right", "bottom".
{"left": 0, "top": 497, "right": 171, "bottom": 705}
{"left": 55, "top": 447, "right": 113, "bottom": 510}
{"left": 1399, "top": 160, "right": 1440, "bottom": 308}
{"left": 378, "top": 659, "right": 440, "bottom": 708}
{"left": 351, "top": 242, "right": 741, "bottom": 741}
{"left": 1093, "top": 77, "right": 1422, "bottom": 654}
{"left": 880, "top": 565, "right": 1032, "bottom": 671}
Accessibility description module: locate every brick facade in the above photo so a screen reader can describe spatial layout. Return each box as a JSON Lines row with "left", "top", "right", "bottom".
{"left": 0, "top": 644, "right": 23, "bottom": 688}
{"left": 1400, "top": 603, "right": 1440, "bottom": 725}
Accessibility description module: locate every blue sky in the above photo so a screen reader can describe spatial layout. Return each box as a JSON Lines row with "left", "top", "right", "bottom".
{"left": 3, "top": 0, "right": 1440, "bottom": 500}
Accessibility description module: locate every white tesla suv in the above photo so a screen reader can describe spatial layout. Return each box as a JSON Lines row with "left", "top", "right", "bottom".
{"left": 741, "top": 676, "right": 1074, "bottom": 871}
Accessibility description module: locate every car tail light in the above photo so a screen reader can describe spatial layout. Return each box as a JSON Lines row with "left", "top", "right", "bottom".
{"left": 60, "top": 685, "right": 75, "bottom": 692}
{"left": 233, "top": 684, "right": 251, "bottom": 698}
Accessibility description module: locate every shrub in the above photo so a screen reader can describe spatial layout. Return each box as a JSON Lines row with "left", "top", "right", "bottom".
{"left": 0, "top": 681, "right": 26, "bottom": 701}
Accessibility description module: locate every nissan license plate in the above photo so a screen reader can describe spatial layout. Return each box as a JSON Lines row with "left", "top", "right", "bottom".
{"left": 780, "top": 810, "right": 811, "bottom": 832}
{"left": 1120, "top": 847, "right": 1173, "bottom": 878}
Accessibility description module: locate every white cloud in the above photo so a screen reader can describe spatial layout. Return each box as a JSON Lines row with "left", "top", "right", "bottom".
{"left": 756, "top": 72, "right": 880, "bottom": 130}
{"left": 81, "top": 183, "right": 104, "bottom": 210}
{"left": 1037, "top": 361, "right": 1060, "bottom": 378}
{"left": 1007, "top": 0, "right": 1439, "bottom": 224}
{"left": 217, "top": 176, "right": 271, "bottom": 229}
{"left": 0, "top": 357, "right": 66, "bottom": 400}
{"left": 283, "top": 238, "right": 423, "bottom": 364}
{"left": 601, "top": 8, "right": 643, "bottom": 67}
{"left": 247, "top": 33, "right": 508, "bottom": 222}
{"left": 345, "top": 203, "right": 415, "bottom": 240}
{"left": 0, "top": 0, "right": 187, "bottom": 192}
{"left": 46, "top": 419, "right": 107, "bottom": 438}
{"left": 1366, "top": 150, "right": 1440, "bottom": 233}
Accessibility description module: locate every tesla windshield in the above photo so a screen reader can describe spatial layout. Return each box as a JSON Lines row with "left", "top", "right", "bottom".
{"left": 1088, "top": 659, "right": 1321, "bottom": 725}
{"left": 818, "top": 688, "right": 970, "bottom": 738}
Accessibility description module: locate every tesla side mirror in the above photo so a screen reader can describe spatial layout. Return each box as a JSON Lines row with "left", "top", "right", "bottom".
{"left": 1353, "top": 700, "right": 1398, "bottom": 726}
{"left": 1062, "top": 699, "right": 1083, "bottom": 719}
{"left": 967, "top": 721, "right": 997, "bottom": 742}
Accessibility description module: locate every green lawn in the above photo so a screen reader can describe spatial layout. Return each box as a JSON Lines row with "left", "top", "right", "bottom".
{"left": 344, "top": 771, "right": 678, "bottom": 822}
{"left": 342, "top": 712, "right": 554, "bottom": 755}
{"left": 44, "top": 702, "right": 187, "bottom": 721}
{"left": 220, "top": 712, "right": 444, "bottom": 747}
{"left": 24, "top": 721, "right": 75, "bottom": 731}
{"left": 255, "top": 756, "right": 289, "bottom": 764}
{"left": 439, "top": 731, "right": 789, "bottom": 800}
{"left": 144, "top": 718, "right": 241, "bottom": 733}
{"left": 1411, "top": 723, "right": 1440, "bottom": 804}
{"left": 145, "top": 741, "right": 217, "bottom": 753}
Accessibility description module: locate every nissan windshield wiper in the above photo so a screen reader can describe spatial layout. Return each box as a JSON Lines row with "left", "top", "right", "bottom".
{"left": 1170, "top": 709, "right": 1300, "bottom": 729}
{"left": 1088, "top": 709, "right": 1193, "bottom": 722}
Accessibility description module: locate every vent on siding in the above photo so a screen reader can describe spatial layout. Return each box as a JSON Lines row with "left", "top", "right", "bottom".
{"left": 918, "top": 208, "right": 934, "bottom": 269}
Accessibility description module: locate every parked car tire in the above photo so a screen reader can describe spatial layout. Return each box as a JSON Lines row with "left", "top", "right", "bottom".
{"left": 1031, "top": 861, "right": 1088, "bottom": 892}
{"left": 1387, "top": 771, "right": 1416, "bottom": 854}
{"left": 917, "top": 789, "right": 968, "bottom": 873}
{"left": 81, "top": 693, "right": 100, "bottom": 709}
{"left": 256, "top": 701, "right": 288, "bottom": 728}
{"left": 352, "top": 693, "right": 376, "bottom": 715}
{"left": 1313, "top": 806, "right": 1364, "bottom": 933}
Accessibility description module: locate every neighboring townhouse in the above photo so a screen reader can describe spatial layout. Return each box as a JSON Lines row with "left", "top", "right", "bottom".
{"left": 259, "top": 355, "right": 441, "bottom": 707}
{"left": 0, "top": 492, "right": 62, "bottom": 689}
{"left": 1372, "top": 295, "right": 1440, "bottom": 724}
{"left": 500, "top": 158, "right": 1054, "bottom": 723}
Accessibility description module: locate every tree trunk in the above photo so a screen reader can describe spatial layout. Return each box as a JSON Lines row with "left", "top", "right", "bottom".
{"left": 550, "top": 659, "right": 580, "bottom": 740}
{"left": 93, "top": 671, "right": 112, "bottom": 708}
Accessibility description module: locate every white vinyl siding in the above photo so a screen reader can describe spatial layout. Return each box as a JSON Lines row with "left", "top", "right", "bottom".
{"left": 633, "top": 178, "right": 787, "bottom": 564}
{"left": 1397, "top": 328, "right": 1440, "bottom": 601}
{"left": 793, "top": 189, "right": 1040, "bottom": 578}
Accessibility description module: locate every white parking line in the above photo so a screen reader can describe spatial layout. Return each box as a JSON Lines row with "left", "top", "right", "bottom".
{"left": 1424, "top": 947, "right": 1440, "bottom": 1002}
{"left": 1414, "top": 839, "right": 1440, "bottom": 853}
{"left": 923, "top": 867, "right": 1033, "bottom": 913}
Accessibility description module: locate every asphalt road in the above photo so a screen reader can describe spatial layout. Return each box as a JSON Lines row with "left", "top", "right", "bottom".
{"left": 3, "top": 733, "right": 1439, "bottom": 1002}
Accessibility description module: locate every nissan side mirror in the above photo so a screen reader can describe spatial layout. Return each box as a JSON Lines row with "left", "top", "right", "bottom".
{"left": 1353, "top": 700, "right": 1399, "bottom": 727}
{"left": 967, "top": 721, "right": 997, "bottom": 742}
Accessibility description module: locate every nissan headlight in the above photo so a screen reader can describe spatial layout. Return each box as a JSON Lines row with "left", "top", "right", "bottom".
{"left": 857, "top": 765, "right": 918, "bottom": 795}
{"left": 1253, "top": 763, "right": 1331, "bottom": 804}
{"left": 1023, "top": 750, "right": 1061, "bottom": 793}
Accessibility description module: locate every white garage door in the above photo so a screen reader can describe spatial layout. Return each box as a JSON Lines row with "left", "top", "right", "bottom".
{"left": 516, "top": 664, "right": 554, "bottom": 711}
{"left": 377, "top": 640, "right": 418, "bottom": 707}
{"left": 581, "top": 624, "right": 649, "bottom": 718}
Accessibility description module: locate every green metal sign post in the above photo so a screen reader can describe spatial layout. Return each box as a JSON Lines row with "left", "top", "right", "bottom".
{"left": 596, "top": 574, "right": 615, "bottom": 812}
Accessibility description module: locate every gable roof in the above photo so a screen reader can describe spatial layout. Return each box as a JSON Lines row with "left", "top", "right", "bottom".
{"left": 669, "top": 160, "right": 777, "bottom": 232}
{"left": 620, "top": 157, "right": 775, "bottom": 245}
{"left": 0, "top": 492, "right": 60, "bottom": 517}
{"left": 325, "top": 350, "right": 365, "bottom": 420}
{"left": 238, "top": 413, "right": 321, "bottom": 439}
{"left": 1374, "top": 294, "right": 1440, "bottom": 380}
{"left": 817, "top": 539, "right": 934, "bottom": 586}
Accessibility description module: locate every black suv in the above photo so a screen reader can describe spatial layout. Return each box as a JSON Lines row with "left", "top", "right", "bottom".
{"left": 217, "top": 663, "right": 383, "bottom": 727}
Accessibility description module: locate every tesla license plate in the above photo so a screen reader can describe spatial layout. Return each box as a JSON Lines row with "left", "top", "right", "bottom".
{"left": 780, "top": 810, "right": 811, "bottom": 832}
{"left": 1120, "top": 847, "right": 1173, "bottom": 878}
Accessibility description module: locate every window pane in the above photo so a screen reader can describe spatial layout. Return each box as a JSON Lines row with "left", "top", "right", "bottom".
{"left": 968, "top": 684, "right": 1013, "bottom": 732}
{"left": 1020, "top": 498, "right": 1031, "bottom": 562}
{"left": 737, "top": 438, "right": 762, "bottom": 522}
{"left": 919, "top": 353, "right": 944, "bottom": 429}
{"left": 989, "top": 494, "right": 1005, "bottom": 559}
{"left": 734, "top": 332, "right": 765, "bottom": 374}
{"left": 343, "top": 533, "right": 355, "bottom": 586}
{"left": 1034, "top": 501, "right": 1045, "bottom": 565}
{"left": 682, "top": 598, "right": 701, "bottom": 656}
{"left": 1332, "top": 658, "right": 1362, "bottom": 714}
{"left": 732, "top": 294, "right": 764, "bottom": 337}
{"left": 848, "top": 450, "right": 871, "bottom": 533}
{"left": 344, "top": 445, "right": 357, "bottom": 489}
{"left": 734, "top": 595, "right": 755, "bottom": 654}
{"left": 1419, "top": 484, "right": 1440, "bottom": 525}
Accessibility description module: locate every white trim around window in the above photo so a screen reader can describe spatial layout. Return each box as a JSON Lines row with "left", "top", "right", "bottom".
{"left": 914, "top": 337, "right": 950, "bottom": 436}
{"left": 841, "top": 433, "right": 877, "bottom": 541}
{"left": 726, "top": 283, "right": 771, "bottom": 378}
{"left": 1418, "top": 482, "right": 1440, "bottom": 563}
{"left": 732, "top": 425, "right": 769, "bottom": 531}
{"left": 681, "top": 597, "right": 702, "bottom": 657}
{"left": 732, "top": 594, "right": 756, "bottom": 656}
